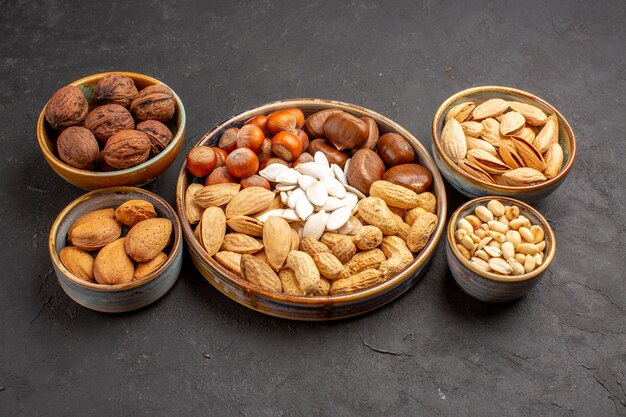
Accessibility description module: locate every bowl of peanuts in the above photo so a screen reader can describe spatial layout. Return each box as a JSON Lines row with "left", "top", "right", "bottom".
{"left": 446, "top": 196, "right": 556, "bottom": 302}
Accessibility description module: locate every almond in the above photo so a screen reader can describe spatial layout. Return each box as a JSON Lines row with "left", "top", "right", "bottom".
{"left": 184, "top": 183, "right": 204, "bottom": 224}
{"left": 125, "top": 218, "right": 172, "bottom": 262}
{"left": 240, "top": 254, "right": 282, "bottom": 292}
{"left": 214, "top": 251, "right": 242, "bottom": 275}
{"left": 440, "top": 118, "right": 467, "bottom": 163}
{"left": 59, "top": 246, "right": 94, "bottom": 281}
{"left": 501, "top": 167, "right": 547, "bottom": 186}
{"left": 226, "top": 215, "right": 264, "bottom": 237}
{"left": 115, "top": 199, "right": 157, "bottom": 228}
{"left": 69, "top": 217, "right": 122, "bottom": 251}
{"left": 263, "top": 217, "right": 291, "bottom": 271}
{"left": 445, "top": 102, "right": 475, "bottom": 123}
{"left": 543, "top": 143, "right": 564, "bottom": 179}
{"left": 94, "top": 238, "right": 134, "bottom": 285}
{"left": 201, "top": 207, "right": 226, "bottom": 256}
{"left": 220, "top": 233, "right": 263, "bottom": 254}
{"left": 68, "top": 208, "right": 115, "bottom": 236}
{"left": 193, "top": 183, "right": 241, "bottom": 208}
{"left": 133, "top": 252, "right": 168, "bottom": 280}
{"left": 499, "top": 111, "right": 525, "bottom": 136}
{"left": 225, "top": 187, "right": 276, "bottom": 219}
{"left": 472, "top": 98, "right": 509, "bottom": 120}
{"left": 508, "top": 101, "right": 547, "bottom": 126}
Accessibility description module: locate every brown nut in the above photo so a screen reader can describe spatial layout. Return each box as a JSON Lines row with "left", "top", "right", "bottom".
{"left": 103, "top": 129, "right": 151, "bottom": 169}
{"left": 304, "top": 109, "right": 342, "bottom": 138}
{"left": 83, "top": 104, "right": 135, "bottom": 143}
{"left": 308, "top": 139, "right": 349, "bottom": 168}
{"left": 240, "top": 175, "right": 270, "bottom": 190}
{"left": 115, "top": 199, "right": 157, "bottom": 228}
{"left": 136, "top": 120, "right": 173, "bottom": 156}
{"left": 56, "top": 126, "right": 99, "bottom": 169}
{"left": 376, "top": 133, "right": 415, "bottom": 167}
{"left": 45, "top": 85, "right": 88, "bottom": 129}
{"left": 130, "top": 84, "right": 175, "bottom": 122}
{"left": 94, "top": 73, "right": 138, "bottom": 107}
{"left": 346, "top": 149, "right": 385, "bottom": 195}
{"left": 323, "top": 112, "right": 368, "bottom": 150}
{"left": 354, "top": 116, "right": 379, "bottom": 152}
{"left": 382, "top": 164, "right": 432, "bottom": 193}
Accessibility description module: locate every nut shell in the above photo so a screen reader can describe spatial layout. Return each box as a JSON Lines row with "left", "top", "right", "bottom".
{"left": 382, "top": 164, "right": 432, "bottom": 193}
{"left": 376, "top": 133, "right": 415, "bottom": 167}
{"left": 136, "top": 120, "right": 173, "bottom": 156}
{"left": 346, "top": 149, "right": 385, "bottom": 195}
{"left": 94, "top": 73, "right": 138, "bottom": 107}
{"left": 103, "top": 130, "right": 151, "bottom": 170}
{"left": 304, "top": 109, "right": 342, "bottom": 138}
{"left": 115, "top": 199, "right": 158, "bottom": 228}
{"left": 323, "top": 112, "right": 368, "bottom": 150}
{"left": 125, "top": 218, "right": 173, "bottom": 263}
{"left": 83, "top": 104, "right": 135, "bottom": 143}
{"left": 56, "top": 126, "right": 99, "bottom": 169}
{"left": 45, "top": 85, "right": 88, "bottom": 129}
{"left": 130, "top": 84, "right": 175, "bottom": 122}
{"left": 308, "top": 139, "right": 348, "bottom": 168}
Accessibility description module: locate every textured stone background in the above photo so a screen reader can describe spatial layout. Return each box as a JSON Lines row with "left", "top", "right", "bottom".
{"left": 1, "top": 0, "right": 624, "bottom": 416}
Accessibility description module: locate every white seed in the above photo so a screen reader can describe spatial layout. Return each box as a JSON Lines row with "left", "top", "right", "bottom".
{"left": 475, "top": 249, "right": 490, "bottom": 262}
{"left": 487, "top": 200, "right": 505, "bottom": 217}
{"left": 323, "top": 196, "right": 346, "bottom": 212}
{"left": 295, "top": 162, "right": 333, "bottom": 179}
{"left": 471, "top": 257, "right": 491, "bottom": 272}
{"left": 337, "top": 219, "right": 353, "bottom": 234}
{"left": 508, "top": 258, "right": 525, "bottom": 275}
{"left": 465, "top": 215, "right": 482, "bottom": 228}
{"left": 320, "top": 175, "right": 347, "bottom": 199}
{"left": 343, "top": 183, "right": 366, "bottom": 199}
{"left": 295, "top": 195, "right": 314, "bottom": 220}
{"left": 314, "top": 151, "right": 330, "bottom": 168}
{"left": 536, "top": 240, "right": 546, "bottom": 253}
{"left": 297, "top": 175, "right": 317, "bottom": 191}
{"left": 517, "top": 243, "right": 538, "bottom": 255}
{"left": 275, "top": 183, "right": 297, "bottom": 191}
{"left": 347, "top": 216, "right": 362, "bottom": 235}
{"left": 280, "top": 191, "right": 288, "bottom": 204}
{"left": 331, "top": 164, "right": 347, "bottom": 185}
{"left": 488, "top": 220, "right": 509, "bottom": 234}
{"left": 483, "top": 245, "right": 502, "bottom": 258}
{"left": 477, "top": 236, "right": 492, "bottom": 250}
{"left": 288, "top": 188, "right": 305, "bottom": 209}
{"left": 257, "top": 209, "right": 286, "bottom": 223}
{"left": 514, "top": 253, "right": 526, "bottom": 264}
{"left": 343, "top": 158, "right": 351, "bottom": 176}
{"left": 489, "top": 258, "right": 512, "bottom": 275}
{"left": 302, "top": 210, "right": 328, "bottom": 240}
{"left": 524, "top": 254, "right": 536, "bottom": 273}
{"left": 275, "top": 168, "right": 301, "bottom": 185}
{"left": 259, "top": 163, "right": 288, "bottom": 181}
{"left": 475, "top": 205, "right": 494, "bottom": 222}
{"left": 457, "top": 218, "right": 473, "bottom": 234}
{"left": 501, "top": 241, "right": 515, "bottom": 260}
{"left": 326, "top": 206, "right": 351, "bottom": 231}
{"left": 342, "top": 192, "right": 359, "bottom": 209}
{"left": 306, "top": 181, "right": 328, "bottom": 207}
{"left": 506, "top": 230, "right": 522, "bottom": 248}
{"left": 280, "top": 209, "right": 300, "bottom": 222}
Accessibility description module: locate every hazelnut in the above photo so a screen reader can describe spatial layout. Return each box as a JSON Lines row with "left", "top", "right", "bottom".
{"left": 103, "top": 130, "right": 151, "bottom": 169}
{"left": 94, "top": 73, "right": 138, "bottom": 107}
{"left": 345, "top": 149, "right": 385, "bottom": 195}
{"left": 45, "top": 85, "right": 88, "bottom": 129}
{"left": 83, "top": 104, "right": 135, "bottom": 143}
{"left": 130, "top": 84, "right": 175, "bottom": 122}
{"left": 136, "top": 120, "right": 173, "bottom": 156}
{"left": 56, "top": 126, "right": 99, "bottom": 169}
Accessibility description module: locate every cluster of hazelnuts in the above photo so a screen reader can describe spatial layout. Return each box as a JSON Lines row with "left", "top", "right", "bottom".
{"left": 45, "top": 73, "right": 176, "bottom": 171}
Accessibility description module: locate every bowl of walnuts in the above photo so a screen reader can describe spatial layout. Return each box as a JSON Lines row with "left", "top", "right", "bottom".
{"left": 37, "top": 71, "right": 186, "bottom": 190}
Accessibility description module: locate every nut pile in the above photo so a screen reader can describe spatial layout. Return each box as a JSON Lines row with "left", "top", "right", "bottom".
{"left": 183, "top": 107, "right": 439, "bottom": 296}
{"left": 453, "top": 200, "right": 546, "bottom": 275}
{"left": 45, "top": 73, "right": 176, "bottom": 170}
{"left": 60, "top": 200, "right": 173, "bottom": 284}
{"left": 441, "top": 99, "right": 565, "bottom": 186}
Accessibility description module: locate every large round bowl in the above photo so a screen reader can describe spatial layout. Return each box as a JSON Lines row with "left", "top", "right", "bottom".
{"left": 176, "top": 98, "right": 447, "bottom": 321}
{"left": 446, "top": 196, "right": 556, "bottom": 302}
{"left": 37, "top": 72, "right": 186, "bottom": 190}
{"left": 49, "top": 187, "right": 183, "bottom": 312}
{"left": 432, "top": 86, "right": 576, "bottom": 201}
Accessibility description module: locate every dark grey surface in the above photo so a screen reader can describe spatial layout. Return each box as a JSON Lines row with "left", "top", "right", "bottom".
{"left": 1, "top": 0, "right": 624, "bottom": 416}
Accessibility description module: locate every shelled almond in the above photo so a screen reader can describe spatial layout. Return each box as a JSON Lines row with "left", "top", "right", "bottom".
{"left": 441, "top": 99, "right": 564, "bottom": 185}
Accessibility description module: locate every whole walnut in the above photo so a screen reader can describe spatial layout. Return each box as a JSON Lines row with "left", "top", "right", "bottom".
{"left": 83, "top": 104, "right": 135, "bottom": 143}
{"left": 56, "top": 126, "right": 99, "bottom": 169}
{"left": 45, "top": 85, "right": 88, "bottom": 130}
{"left": 103, "top": 130, "right": 151, "bottom": 169}
{"left": 94, "top": 73, "right": 138, "bottom": 107}
{"left": 136, "top": 120, "right": 173, "bottom": 156}
{"left": 130, "top": 84, "right": 175, "bottom": 122}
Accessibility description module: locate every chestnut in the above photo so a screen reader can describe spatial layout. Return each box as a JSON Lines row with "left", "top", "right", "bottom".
{"left": 292, "top": 152, "right": 314, "bottom": 167}
{"left": 241, "top": 175, "right": 271, "bottom": 190}
{"left": 284, "top": 108, "right": 305, "bottom": 129}
{"left": 272, "top": 131, "right": 302, "bottom": 162}
{"left": 304, "top": 109, "right": 342, "bottom": 138}
{"left": 323, "top": 112, "right": 368, "bottom": 150}
{"left": 383, "top": 164, "right": 432, "bottom": 193}
{"left": 206, "top": 166, "right": 238, "bottom": 185}
{"left": 377, "top": 133, "right": 414, "bottom": 167}
{"left": 345, "top": 149, "right": 385, "bottom": 195}
{"left": 236, "top": 124, "right": 265, "bottom": 153}
{"left": 266, "top": 109, "right": 297, "bottom": 135}
{"left": 226, "top": 148, "right": 259, "bottom": 179}
{"left": 355, "top": 116, "right": 379, "bottom": 151}
{"left": 187, "top": 146, "right": 217, "bottom": 177}
{"left": 259, "top": 157, "right": 290, "bottom": 170}
{"left": 218, "top": 127, "right": 239, "bottom": 153}
{"left": 308, "top": 139, "right": 349, "bottom": 168}
{"left": 211, "top": 147, "right": 228, "bottom": 168}
{"left": 244, "top": 115, "right": 269, "bottom": 135}
{"left": 295, "top": 129, "right": 309, "bottom": 152}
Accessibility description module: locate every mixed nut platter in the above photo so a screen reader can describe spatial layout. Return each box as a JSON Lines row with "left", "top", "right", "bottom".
{"left": 42, "top": 73, "right": 575, "bottom": 318}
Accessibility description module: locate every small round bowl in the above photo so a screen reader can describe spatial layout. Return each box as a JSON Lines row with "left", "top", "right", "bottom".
{"left": 49, "top": 187, "right": 183, "bottom": 312}
{"left": 432, "top": 86, "right": 576, "bottom": 201}
{"left": 175, "top": 98, "right": 448, "bottom": 321}
{"left": 446, "top": 196, "right": 556, "bottom": 302}
{"left": 37, "top": 72, "right": 186, "bottom": 190}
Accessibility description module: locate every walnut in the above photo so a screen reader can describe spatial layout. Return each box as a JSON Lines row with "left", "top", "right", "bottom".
{"left": 136, "top": 120, "right": 173, "bottom": 156}
{"left": 94, "top": 73, "right": 138, "bottom": 107}
{"left": 56, "top": 126, "right": 99, "bottom": 169}
{"left": 103, "top": 130, "right": 151, "bottom": 169}
{"left": 45, "top": 86, "right": 88, "bottom": 129}
{"left": 130, "top": 84, "right": 175, "bottom": 122}
{"left": 83, "top": 104, "right": 135, "bottom": 143}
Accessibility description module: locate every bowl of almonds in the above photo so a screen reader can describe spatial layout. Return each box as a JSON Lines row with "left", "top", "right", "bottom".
{"left": 37, "top": 72, "right": 186, "bottom": 190}
{"left": 49, "top": 187, "right": 183, "bottom": 312}
{"left": 446, "top": 196, "right": 556, "bottom": 302}
{"left": 176, "top": 98, "right": 447, "bottom": 320}
{"left": 432, "top": 86, "right": 576, "bottom": 201}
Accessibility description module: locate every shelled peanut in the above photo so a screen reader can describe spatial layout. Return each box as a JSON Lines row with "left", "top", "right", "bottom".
{"left": 59, "top": 200, "right": 173, "bottom": 284}
{"left": 184, "top": 106, "right": 439, "bottom": 296}
{"left": 441, "top": 99, "right": 564, "bottom": 185}
{"left": 453, "top": 199, "right": 546, "bottom": 275}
